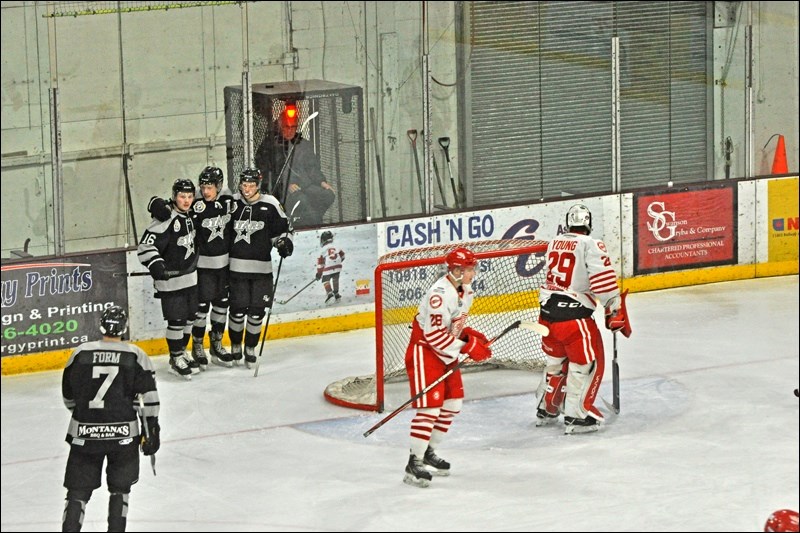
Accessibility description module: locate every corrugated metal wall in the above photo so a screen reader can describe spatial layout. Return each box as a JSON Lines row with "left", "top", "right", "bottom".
{"left": 462, "top": 1, "right": 709, "bottom": 206}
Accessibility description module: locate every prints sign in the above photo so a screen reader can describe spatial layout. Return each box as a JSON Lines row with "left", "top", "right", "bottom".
{"left": 1, "top": 251, "right": 128, "bottom": 357}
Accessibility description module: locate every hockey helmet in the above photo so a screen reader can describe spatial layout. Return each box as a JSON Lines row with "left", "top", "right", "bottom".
{"left": 198, "top": 166, "right": 224, "bottom": 188}
{"left": 764, "top": 509, "right": 799, "bottom": 532}
{"left": 239, "top": 167, "right": 263, "bottom": 186}
{"left": 445, "top": 247, "right": 477, "bottom": 270}
{"left": 171, "top": 178, "right": 196, "bottom": 200}
{"left": 99, "top": 306, "right": 128, "bottom": 337}
{"left": 565, "top": 204, "right": 592, "bottom": 233}
{"left": 320, "top": 230, "right": 334, "bottom": 245}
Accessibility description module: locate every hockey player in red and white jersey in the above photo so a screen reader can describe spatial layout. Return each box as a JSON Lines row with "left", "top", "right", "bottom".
{"left": 402, "top": 247, "right": 492, "bottom": 487}
{"left": 536, "top": 204, "right": 631, "bottom": 434}
{"left": 316, "top": 230, "right": 345, "bottom": 303}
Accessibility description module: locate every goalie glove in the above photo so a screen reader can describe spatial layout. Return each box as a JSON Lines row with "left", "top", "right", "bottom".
{"left": 605, "top": 289, "right": 632, "bottom": 338}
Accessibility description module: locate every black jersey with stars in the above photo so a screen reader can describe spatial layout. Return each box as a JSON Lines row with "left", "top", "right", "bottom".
{"left": 229, "top": 192, "right": 291, "bottom": 277}
{"left": 191, "top": 190, "right": 234, "bottom": 271}
{"left": 137, "top": 209, "right": 198, "bottom": 293}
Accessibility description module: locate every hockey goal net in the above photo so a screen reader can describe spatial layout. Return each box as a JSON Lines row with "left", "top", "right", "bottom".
{"left": 324, "top": 239, "right": 550, "bottom": 412}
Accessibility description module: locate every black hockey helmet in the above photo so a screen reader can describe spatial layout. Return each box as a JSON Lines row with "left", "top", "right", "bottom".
{"left": 99, "top": 306, "right": 128, "bottom": 337}
{"left": 239, "top": 167, "right": 263, "bottom": 186}
{"left": 198, "top": 166, "right": 224, "bottom": 188}
{"left": 172, "top": 178, "right": 196, "bottom": 200}
{"left": 320, "top": 230, "right": 333, "bottom": 245}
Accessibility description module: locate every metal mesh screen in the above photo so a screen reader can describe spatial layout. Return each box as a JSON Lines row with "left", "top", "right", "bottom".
{"left": 224, "top": 80, "right": 366, "bottom": 226}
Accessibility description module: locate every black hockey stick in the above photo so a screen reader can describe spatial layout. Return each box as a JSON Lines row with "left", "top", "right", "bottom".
{"left": 276, "top": 278, "right": 317, "bottom": 305}
{"left": 612, "top": 331, "right": 620, "bottom": 414}
{"left": 271, "top": 111, "right": 320, "bottom": 202}
{"left": 138, "top": 396, "right": 156, "bottom": 476}
{"left": 363, "top": 320, "right": 548, "bottom": 438}
{"left": 438, "top": 137, "right": 461, "bottom": 209}
{"left": 253, "top": 201, "right": 301, "bottom": 378}
{"left": 115, "top": 269, "right": 186, "bottom": 278}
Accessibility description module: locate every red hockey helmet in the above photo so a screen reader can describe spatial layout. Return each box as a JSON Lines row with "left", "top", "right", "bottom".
{"left": 445, "top": 247, "right": 477, "bottom": 270}
{"left": 764, "top": 509, "right": 799, "bottom": 532}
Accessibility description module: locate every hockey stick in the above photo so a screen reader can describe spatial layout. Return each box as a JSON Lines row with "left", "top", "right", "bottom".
{"left": 276, "top": 278, "right": 317, "bottom": 305}
{"left": 138, "top": 396, "right": 156, "bottom": 476}
{"left": 271, "top": 111, "right": 320, "bottom": 202}
{"left": 115, "top": 269, "right": 185, "bottom": 278}
{"left": 611, "top": 331, "right": 620, "bottom": 414}
{"left": 363, "top": 320, "right": 546, "bottom": 438}
{"left": 253, "top": 201, "right": 301, "bottom": 378}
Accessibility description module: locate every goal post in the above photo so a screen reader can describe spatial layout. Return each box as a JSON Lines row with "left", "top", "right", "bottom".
{"left": 323, "top": 239, "right": 551, "bottom": 412}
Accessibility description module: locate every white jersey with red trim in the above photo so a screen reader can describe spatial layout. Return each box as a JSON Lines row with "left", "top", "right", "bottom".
{"left": 413, "top": 275, "right": 474, "bottom": 365}
{"left": 539, "top": 231, "right": 619, "bottom": 310}
{"left": 316, "top": 243, "right": 345, "bottom": 277}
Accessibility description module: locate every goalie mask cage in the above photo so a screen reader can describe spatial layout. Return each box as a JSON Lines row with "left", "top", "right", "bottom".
{"left": 324, "top": 239, "right": 550, "bottom": 412}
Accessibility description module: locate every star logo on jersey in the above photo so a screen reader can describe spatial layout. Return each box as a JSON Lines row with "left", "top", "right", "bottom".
{"left": 204, "top": 213, "right": 231, "bottom": 241}
{"left": 177, "top": 231, "right": 195, "bottom": 259}
{"left": 233, "top": 219, "right": 265, "bottom": 243}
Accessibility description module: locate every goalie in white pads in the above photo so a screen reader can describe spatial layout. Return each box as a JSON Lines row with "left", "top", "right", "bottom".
{"left": 402, "top": 247, "right": 492, "bottom": 487}
{"left": 537, "top": 204, "right": 631, "bottom": 434}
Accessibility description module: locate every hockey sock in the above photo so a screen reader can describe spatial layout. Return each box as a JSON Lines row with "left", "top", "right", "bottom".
{"left": 107, "top": 492, "right": 129, "bottom": 533}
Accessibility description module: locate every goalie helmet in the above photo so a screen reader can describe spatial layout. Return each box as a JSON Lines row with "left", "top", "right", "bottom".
{"left": 764, "top": 509, "right": 799, "bottom": 532}
{"left": 320, "top": 231, "right": 334, "bottom": 246}
{"left": 445, "top": 247, "right": 477, "bottom": 270}
{"left": 99, "top": 306, "right": 128, "bottom": 337}
{"left": 198, "top": 166, "right": 224, "bottom": 188}
{"left": 565, "top": 204, "right": 592, "bottom": 233}
{"left": 171, "top": 178, "right": 196, "bottom": 200}
{"left": 239, "top": 167, "right": 263, "bottom": 186}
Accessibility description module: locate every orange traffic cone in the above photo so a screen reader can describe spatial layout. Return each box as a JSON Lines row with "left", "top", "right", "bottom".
{"left": 772, "top": 134, "right": 788, "bottom": 174}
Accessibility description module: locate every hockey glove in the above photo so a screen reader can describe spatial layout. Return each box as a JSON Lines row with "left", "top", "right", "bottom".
{"left": 460, "top": 332, "right": 492, "bottom": 362}
{"left": 275, "top": 237, "right": 293, "bottom": 258}
{"left": 147, "top": 196, "right": 172, "bottom": 222}
{"left": 315, "top": 270, "right": 323, "bottom": 281}
{"left": 605, "top": 289, "right": 632, "bottom": 338}
{"left": 460, "top": 327, "right": 488, "bottom": 345}
{"left": 148, "top": 261, "right": 170, "bottom": 281}
{"left": 141, "top": 417, "right": 160, "bottom": 456}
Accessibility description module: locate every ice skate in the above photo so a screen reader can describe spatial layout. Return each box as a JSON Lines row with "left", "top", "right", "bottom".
{"left": 244, "top": 345, "right": 257, "bottom": 369}
{"left": 191, "top": 337, "right": 209, "bottom": 371}
{"left": 334, "top": 292, "right": 341, "bottom": 302}
{"left": 403, "top": 453, "right": 432, "bottom": 488}
{"left": 325, "top": 292, "right": 335, "bottom": 303}
{"left": 209, "top": 332, "right": 233, "bottom": 368}
{"left": 535, "top": 408, "right": 559, "bottom": 427}
{"left": 423, "top": 447, "right": 450, "bottom": 477}
{"left": 169, "top": 353, "right": 192, "bottom": 381}
{"left": 564, "top": 415, "right": 599, "bottom": 435}
{"left": 230, "top": 344, "right": 243, "bottom": 366}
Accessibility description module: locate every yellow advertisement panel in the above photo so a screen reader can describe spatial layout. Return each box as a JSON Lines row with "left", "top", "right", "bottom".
{"left": 768, "top": 178, "right": 799, "bottom": 262}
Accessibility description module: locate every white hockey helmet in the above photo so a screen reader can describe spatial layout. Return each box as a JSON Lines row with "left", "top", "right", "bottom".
{"left": 565, "top": 204, "right": 592, "bottom": 233}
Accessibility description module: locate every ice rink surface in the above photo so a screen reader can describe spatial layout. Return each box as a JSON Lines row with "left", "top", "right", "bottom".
{"left": 2, "top": 276, "right": 798, "bottom": 532}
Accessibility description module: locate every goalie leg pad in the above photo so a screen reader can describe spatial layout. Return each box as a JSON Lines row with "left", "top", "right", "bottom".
{"left": 563, "top": 360, "right": 604, "bottom": 423}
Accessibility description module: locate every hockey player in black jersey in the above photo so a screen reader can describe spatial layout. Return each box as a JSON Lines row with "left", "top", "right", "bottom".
{"left": 61, "top": 306, "right": 160, "bottom": 532}
{"left": 138, "top": 178, "right": 199, "bottom": 379}
{"left": 229, "top": 167, "right": 294, "bottom": 368}
{"left": 148, "top": 167, "right": 235, "bottom": 369}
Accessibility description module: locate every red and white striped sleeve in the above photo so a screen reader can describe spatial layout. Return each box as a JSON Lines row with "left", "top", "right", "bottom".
{"left": 586, "top": 238, "right": 620, "bottom": 307}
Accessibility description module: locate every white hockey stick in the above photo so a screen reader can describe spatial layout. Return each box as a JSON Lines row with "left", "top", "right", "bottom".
{"left": 519, "top": 320, "right": 549, "bottom": 337}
